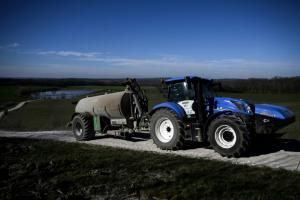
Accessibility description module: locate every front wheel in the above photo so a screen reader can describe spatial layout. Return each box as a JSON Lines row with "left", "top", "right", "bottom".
{"left": 208, "top": 114, "right": 251, "bottom": 157}
{"left": 150, "top": 109, "right": 185, "bottom": 150}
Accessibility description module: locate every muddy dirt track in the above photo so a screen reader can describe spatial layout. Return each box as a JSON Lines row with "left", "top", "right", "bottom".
{"left": 0, "top": 130, "right": 300, "bottom": 172}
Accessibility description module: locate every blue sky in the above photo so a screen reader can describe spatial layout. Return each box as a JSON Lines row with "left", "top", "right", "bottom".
{"left": 0, "top": 0, "right": 300, "bottom": 78}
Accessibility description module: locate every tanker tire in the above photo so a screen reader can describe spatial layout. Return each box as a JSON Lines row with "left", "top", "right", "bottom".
{"left": 208, "top": 114, "right": 251, "bottom": 157}
{"left": 150, "top": 109, "right": 185, "bottom": 150}
{"left": 72, "top": 113, "right": 95, "bottom": 141}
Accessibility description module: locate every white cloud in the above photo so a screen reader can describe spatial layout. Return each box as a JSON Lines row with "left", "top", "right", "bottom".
{"left": 1, "top": 58, "right": 299, "bottom": 79}
{"left": 81, "top": 55, "right": 298, "bottom": 68}
{"left": 38, "top": 51, "right": 102, "bottom": 58}
{"left": 33, "top": 50, "right": 300, "bottom": 78}
{"left": 0, "top": 42, "right": 20, "bottom": 49}
{"left": 7, "top": 42, "right": 20, "bottom": 48}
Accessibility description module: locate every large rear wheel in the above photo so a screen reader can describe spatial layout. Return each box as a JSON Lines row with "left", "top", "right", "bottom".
{"left": 72, "top": 114, "right": 95, "bottom": 141}
{"left": 208, "top": 114, "right": 251, "bottom": 157}
{"left": 150, "top": 109, "right": 185, "bottom": 150}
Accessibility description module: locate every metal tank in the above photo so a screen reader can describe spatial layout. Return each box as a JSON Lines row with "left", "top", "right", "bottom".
{"left": 71, "top": 79, "right": 149, "bottom": 142}
{"left": 75, "top": 90, "right": 132, "bottom": 119}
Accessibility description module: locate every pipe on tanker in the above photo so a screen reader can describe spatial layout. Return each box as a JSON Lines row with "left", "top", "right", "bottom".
{"left": 132, "top": 94, "right": 142, "bottom": 118}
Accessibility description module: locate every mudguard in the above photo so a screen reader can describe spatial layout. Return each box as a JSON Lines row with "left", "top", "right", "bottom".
{"left": 150, "top": 102, "right": 186, "bottom": 119}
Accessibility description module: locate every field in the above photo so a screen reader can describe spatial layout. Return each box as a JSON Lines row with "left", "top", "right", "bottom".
{"left": 0, "top": 83, "right": 300, "bottom": 199}
{"left": 1, "top": 137, "right": 300, "bottom": 200}
{"left": 0, "top": 85, "right": 299, "bottom": 140}
{"left": 0, "top": 85, "right": 59, "bottom": 110}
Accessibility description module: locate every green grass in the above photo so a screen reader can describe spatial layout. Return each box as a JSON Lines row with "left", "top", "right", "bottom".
{"left": 143, "top": 86, "right": 165, "bottom": 108}
{"left": 0, "top": 100, "right": 75, "bottom": 131}
{"left": 0, "top": 85, "right": 59, "bottom": 109}
{"left": 0, "top": 86, "right": 24, "bottom": 109}
{"left": 0, "top": 137, "right": 299, "bottom": 200}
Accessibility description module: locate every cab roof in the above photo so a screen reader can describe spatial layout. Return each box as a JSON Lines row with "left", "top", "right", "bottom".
{"left": 165, "top": 76, "right": 196, "bottom": 84}
{"left": 165, "top": 76, "right": 213, "bottom": 84}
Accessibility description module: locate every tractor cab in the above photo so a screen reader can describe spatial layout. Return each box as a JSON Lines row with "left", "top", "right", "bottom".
{"left": 165, "top": 77, "right": 216, "bottom": 102}
{"left": 164, "top": 77, "right": 217, "bottom": 121}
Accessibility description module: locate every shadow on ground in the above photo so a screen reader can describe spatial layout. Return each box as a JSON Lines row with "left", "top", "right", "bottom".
{"left": 249, "top": 134, "right": 300, "bottom": 156}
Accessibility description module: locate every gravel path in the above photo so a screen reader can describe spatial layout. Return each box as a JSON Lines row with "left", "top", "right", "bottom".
{"left": 0, "top": 130, "right": 300, "bottom": 172}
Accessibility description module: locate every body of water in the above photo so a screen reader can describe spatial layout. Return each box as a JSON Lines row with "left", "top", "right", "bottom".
{"left": 31, "top": 90, "right": 95, "bottom": 99}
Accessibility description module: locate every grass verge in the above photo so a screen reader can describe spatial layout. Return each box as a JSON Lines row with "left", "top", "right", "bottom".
{"left": 0, "top": 137, "right": 299, "bottom": 200}
{"left": 0, "top": 100, "right": 74, "bottom": 131}
{"left": 0, "top": 85, "right": 60, "bottom": 110}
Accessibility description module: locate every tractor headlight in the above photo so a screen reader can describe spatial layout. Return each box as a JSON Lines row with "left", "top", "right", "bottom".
{"left": 245, "top": 104, "right": 253, "bottom": 114}
{"left": 231, "top": 100, "right": 253, "bottom": 114}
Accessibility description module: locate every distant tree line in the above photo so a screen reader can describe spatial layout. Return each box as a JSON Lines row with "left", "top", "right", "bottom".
{"left": 217, "top": 77, "right": 300, "bottom": 93}
{"left": 0, "top": 77, "right": 299, "bottom": 93}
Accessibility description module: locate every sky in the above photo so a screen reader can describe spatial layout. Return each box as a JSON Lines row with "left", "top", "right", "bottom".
{"left": 0, "top": 0, "right": 300, "bottom": 79}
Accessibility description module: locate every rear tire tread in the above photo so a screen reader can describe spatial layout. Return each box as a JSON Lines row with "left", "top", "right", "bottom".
{"left": 72, "top": 113, "right": 95, "bottom": 141}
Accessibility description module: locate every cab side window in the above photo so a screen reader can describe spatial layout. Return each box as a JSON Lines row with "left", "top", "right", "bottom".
{"left": 168, "top": 83, "right": 186, "bottom": 101}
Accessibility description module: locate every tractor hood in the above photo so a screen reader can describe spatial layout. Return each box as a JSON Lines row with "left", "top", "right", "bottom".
{"left": 254, "top": 104, "right": 295, "bottom": 134}
{"left": 255, "top": 104, "right": 295, "bottom": 120}
{"left": 214, "top": 97, "right": 295, "bottom": 120}
{"left": 214, "top": 97, "right": 295, "bottom": 134}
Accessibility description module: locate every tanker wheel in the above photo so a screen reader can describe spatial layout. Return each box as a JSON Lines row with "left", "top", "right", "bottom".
{"left": 72, "top": 114, "right": 95, "bottom": 141}
{"left": 150, "top": 109, "right": 185, "bottom": 150}
{"left": 208, "top": 114, "right": 251, "bottom": 157}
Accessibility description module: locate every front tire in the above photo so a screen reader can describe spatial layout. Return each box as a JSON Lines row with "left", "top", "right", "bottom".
{"left": 72, "top": 114, "right": 95, "bottom": 141}
{"left": 150, "top": 109, "right": 185, "bottom": 150}
{"left": 208, "top": 114, "right": 251, "bottom": 157}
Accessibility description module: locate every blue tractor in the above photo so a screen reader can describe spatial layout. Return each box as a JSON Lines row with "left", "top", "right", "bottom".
{"left": 71, "top": 77, "right": 295, "bottom": 157}
{"left": 150, "top": 76, "right": 295, "bottom": 157}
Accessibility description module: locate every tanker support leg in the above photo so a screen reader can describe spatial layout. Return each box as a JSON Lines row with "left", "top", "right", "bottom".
{"left": 93, "top": 115, "right": 101, "bottom": 132}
